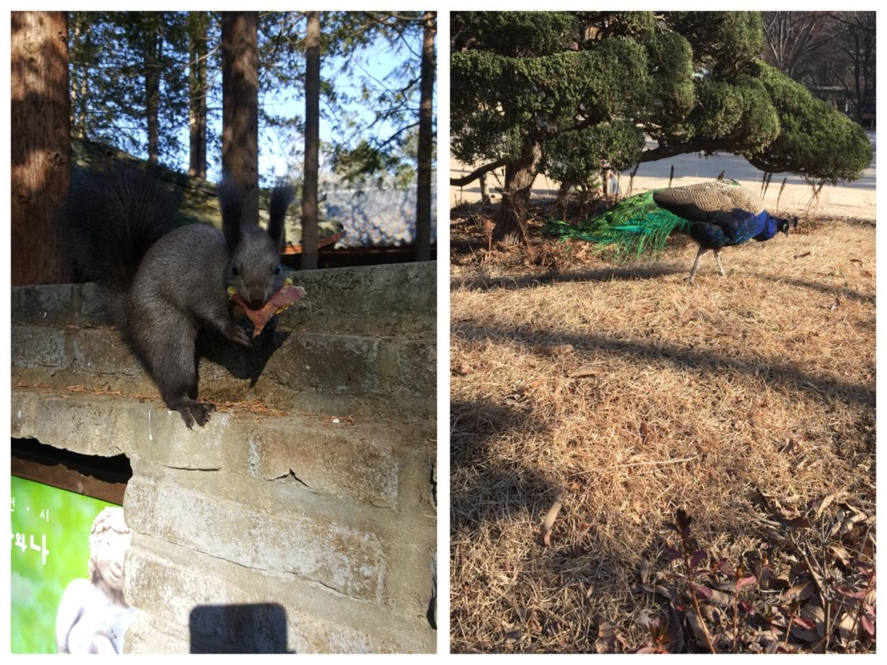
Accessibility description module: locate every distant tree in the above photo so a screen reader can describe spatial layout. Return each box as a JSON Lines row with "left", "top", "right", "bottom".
{"left": 69, "top": 12, "right": 94, "bottom": 139}
{"left": 142, "top": 13, "right": 163, "bottom": 163}
{"left": 67, "top": 11, "right": 190, "bottom": 167}
{"left": 325, "top": 11, "right": 433, "bottom": 187}
{"left": 65, "top": 10, "right": 432, "bottom": 189}
{"left": 761, "top": 12, "right": 831, "bottom": 79}
{"left": 829, "top": 11, "right": 876, "bottom": 124}
{"left": 301, "top": 11, "right": 320, "bottom": 269}
{"left": 221, "top": 11, "right": 259, "bottom": 224}
{"left": 451, "top": 11, "right": 873, "bottom": 244}
{"left": 415, "top": 11, "right": 436, "bottom": 262}
{"left": 188, "top": 11, "right": 210, "bottom": 178}
{"left": 11, "top": 11, "right": 71, "bottom": 284}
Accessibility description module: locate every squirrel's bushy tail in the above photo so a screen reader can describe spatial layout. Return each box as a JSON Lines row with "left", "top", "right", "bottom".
{"left": 63, "top": 165, "right": 181, "bottom": 324}
{"left": 64, "top": 165, "right": 180, "bottom": 291}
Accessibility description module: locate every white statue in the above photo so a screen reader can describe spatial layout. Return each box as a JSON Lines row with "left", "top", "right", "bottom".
{"left": 55, "top": 507, "right": 136, "bottom": 654}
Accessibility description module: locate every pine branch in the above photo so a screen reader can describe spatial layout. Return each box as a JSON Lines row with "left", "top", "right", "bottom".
{"left": 450, "top": 159, "right": 510, "bottom": 187}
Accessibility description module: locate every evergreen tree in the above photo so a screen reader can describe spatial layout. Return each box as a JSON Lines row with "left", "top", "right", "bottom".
{"left": 451, "top": 11, "right": 873, "bottom": 244}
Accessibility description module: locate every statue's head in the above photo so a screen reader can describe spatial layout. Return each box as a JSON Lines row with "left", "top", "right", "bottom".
{"left": 88, "top": 507, "right": 131, "bottom": 591}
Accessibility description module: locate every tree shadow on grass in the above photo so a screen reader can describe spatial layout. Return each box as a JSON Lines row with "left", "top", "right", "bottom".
{"left": 755, "top": 274, "right": 875, "bottom": 304}
{"left": 453, "top": 323, "right": 873, "bottom": 408}
{"left": 454, "top": 266, "right": 874, "bottom": 305}
{"left": 451, "top": 398, "right": 560, "bottom": 532}
{"left": 454, "top": 265, "right": 683, "bottom": 292}
{"left": 450, "top": 306, "right": 874, "bottom": 652}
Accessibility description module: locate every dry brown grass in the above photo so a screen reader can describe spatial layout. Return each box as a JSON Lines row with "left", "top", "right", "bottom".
{"left": 450, "top": 208, "right": 875, "bottom": 653}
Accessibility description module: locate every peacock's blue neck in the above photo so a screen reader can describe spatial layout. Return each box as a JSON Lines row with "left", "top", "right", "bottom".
{"left": 752, "top": 212, "right": 778, "bottom": 241}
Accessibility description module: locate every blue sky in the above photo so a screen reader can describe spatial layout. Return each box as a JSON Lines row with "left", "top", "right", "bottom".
{"left": 169, "top": 24, "right": 431, "bottom": 186}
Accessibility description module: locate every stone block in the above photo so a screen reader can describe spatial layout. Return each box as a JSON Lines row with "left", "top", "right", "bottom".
{"left": 382, "top": 339, "right": 436, "bottom": 402}
{"left": 122, "top": 403, "right": 229, "bottom": 471}
{"left": 73, "top": 328, "right": 143, "bottom": 377}
{"left": 15, "top": 284, "right": 75, "bottom": 323}
{"left": 243, "top": 419, "right": 399, "bottom": 508}
{"left": 125, "top": 537, "right": 433, "bottom": 653}
{"left": 11, "top": 325, "right": 69, "bottom": 370}
{"left": 11, "top": 390, "right": 125, "bottom": 457}
{"left": 266, "top": 332, "right": 380, "bottom": 395}
{"left": 279, "top": 262, "right": 436, "bottom": 338}
{"left": 124, "top": 474, "right": 387, "bottom": 602}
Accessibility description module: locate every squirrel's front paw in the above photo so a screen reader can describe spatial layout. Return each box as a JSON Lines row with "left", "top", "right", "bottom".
{"left": 226, "top": 321, "right": 253, "bottom": 348}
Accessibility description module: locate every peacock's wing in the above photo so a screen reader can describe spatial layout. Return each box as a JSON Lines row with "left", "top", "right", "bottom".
{"left": 653, "top": 181, "right": 763, "bottom": 225}
{"left": 542, "top": 190, "right": 691, "bottom": 261}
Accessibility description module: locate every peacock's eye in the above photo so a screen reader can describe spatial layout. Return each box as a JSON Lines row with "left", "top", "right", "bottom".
{"left": 274, "top": 264, "right": 281, "bottom": 275}
{"left": 232, "top": 265, "right": 239, "bottom": 276}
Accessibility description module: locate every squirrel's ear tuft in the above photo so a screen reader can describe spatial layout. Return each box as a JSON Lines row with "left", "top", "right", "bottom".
{"left": 267, "top": 182, "right": 294, "bottom": 253}
{"left": 218, "top": 176, "right": 243, "bottom": 249}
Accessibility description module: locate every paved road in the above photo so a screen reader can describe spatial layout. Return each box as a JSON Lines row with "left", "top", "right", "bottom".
{"left": 451, "top": 131, "right": 876, "bottom": 219}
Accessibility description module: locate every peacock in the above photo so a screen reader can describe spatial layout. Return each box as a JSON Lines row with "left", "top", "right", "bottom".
{"left": 543, "top": 180, "right": 798, "bottom": 285}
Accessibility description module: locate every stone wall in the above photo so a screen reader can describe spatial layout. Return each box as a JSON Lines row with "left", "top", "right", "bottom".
{"left": 11, "top": 262, "right": 437, "bottom": 653}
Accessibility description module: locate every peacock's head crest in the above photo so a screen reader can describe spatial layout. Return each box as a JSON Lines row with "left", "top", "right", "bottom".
{"left": 777, "top": 216, "right": 798, "bottom": 235}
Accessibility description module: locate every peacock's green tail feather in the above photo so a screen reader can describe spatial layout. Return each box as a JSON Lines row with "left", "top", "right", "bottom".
{"left": 542, "top": 190, "right": 693, "bottom": 262}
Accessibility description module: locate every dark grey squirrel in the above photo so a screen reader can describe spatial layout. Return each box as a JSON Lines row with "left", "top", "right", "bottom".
{"left": 64, "top": 165, "right": 293, "bottom": 428}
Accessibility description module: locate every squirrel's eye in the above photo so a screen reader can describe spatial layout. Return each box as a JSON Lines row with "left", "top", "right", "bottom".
{"left": 274, "top": 265, "right": 281, "bottom": 275}
{"left": 232, "top": 265, "right": 239, "bottom": 276}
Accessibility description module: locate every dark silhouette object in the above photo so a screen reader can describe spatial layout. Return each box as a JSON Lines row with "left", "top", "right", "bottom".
{"left": 190, "top": 603, "right": 289, "bottom": 653}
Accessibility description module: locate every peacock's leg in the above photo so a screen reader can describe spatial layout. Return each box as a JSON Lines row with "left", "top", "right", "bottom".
{"left": 689, "top": 246, "right": 708, "bottom": 285}
{"left": 714, "top": 249, "right": 726, "bottom": 276}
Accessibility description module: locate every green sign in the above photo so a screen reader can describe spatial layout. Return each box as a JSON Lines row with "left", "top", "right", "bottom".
{"left": 11, "top": 476, "right": 125, "bottom": 654}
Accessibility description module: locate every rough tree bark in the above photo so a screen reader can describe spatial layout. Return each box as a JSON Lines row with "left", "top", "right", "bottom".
{"left": 301, "top": 11, "right": 321, "bottom": 270}
{"left": 11, "top": 11, "right": 71, "bottom": 285}
{"left": 221, "top": 11, "right": 259, "bottom": 225}
{"left": 493, "top": 141, "right": 542, "bottom": 246}
{"left": 188, "top": 12, "right": 208, "bottom": 178}
{"left": 415, "top": 11, "right": 436, "bottom": 262}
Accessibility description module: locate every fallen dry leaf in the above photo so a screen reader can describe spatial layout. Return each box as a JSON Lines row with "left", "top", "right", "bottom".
{"left": 539, "top": 492, "right": 565, "bottom": 546}
{"left": 595, "top": 622, "right": 617, "bottom": 654}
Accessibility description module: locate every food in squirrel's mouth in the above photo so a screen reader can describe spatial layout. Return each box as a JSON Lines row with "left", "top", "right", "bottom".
{"left": 228, "top": 279, "right": 306, "bottom": 336}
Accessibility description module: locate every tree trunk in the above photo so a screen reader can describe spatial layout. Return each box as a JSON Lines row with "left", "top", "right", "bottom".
{"left": 188, "top": 12, "right": 208, "bottom": 179}
{"left": 493, "top": 141, "right": 541, "bottom": 246}
{"left": 221, "top": 11, "right": 259, "bottom": 225}
{"left": 301, "top": 11, "right": 321, "bottom": 270}
{"left": 414, "top": 11, "right": 436, "bottom": 262}
{"left": 144, "top": 17, "right": 161, "bottom": 164}
{"left": 11, "top": 11, "right": 71, "bottom": 285}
